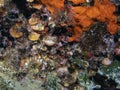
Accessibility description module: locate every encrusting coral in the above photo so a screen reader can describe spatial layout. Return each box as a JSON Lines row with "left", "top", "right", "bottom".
{"left": 28, "top": 31, "right": 40, "bottom": 41}
{"left": 9, "top": 22, "right": 23, "bottom": 38}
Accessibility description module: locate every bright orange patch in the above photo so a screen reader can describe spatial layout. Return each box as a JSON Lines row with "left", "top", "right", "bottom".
{"left": 40, "top": 0, "right": 120, "bottom": 42}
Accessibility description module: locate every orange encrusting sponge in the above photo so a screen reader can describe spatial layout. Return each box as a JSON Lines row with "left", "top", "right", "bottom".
{"left": 41, "top": 0, "right": 120, "bottom": 42}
